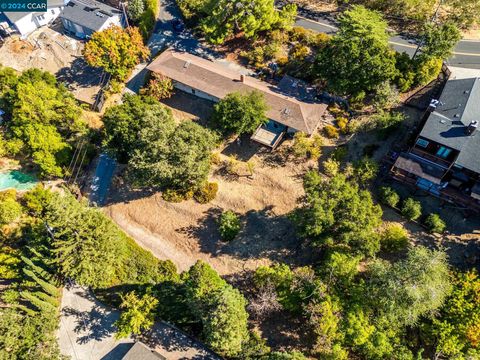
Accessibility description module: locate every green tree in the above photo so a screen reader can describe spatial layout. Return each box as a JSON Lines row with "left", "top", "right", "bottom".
{"left": 127, "top": 0, "right": 145, "bottom": 22}
{"left": 0, "top": 192, "right": 22, "bottom": 226}
{"left": 203, "top": 286, "right": 249, "bottom": 357}
{"left": 422, "top": 270, "right": 480, "bottom": 358}
{"left": 8, "top": 69, "right": 84, "bottom": 177}
{"left": 294, "top": 171, "right": 383, "bottom": 256}
{"left": 84, "top": 26, "right": 150, "bottom": 81}
{"left": 200, "top": 0, "right": 296, "bottom": 44}
{"left": 212, "top": 91, "right": 269, "bottom": 136}
{"left": 425, "top": 213, "right": 446, "bottom": 234}
{"left": 128, "top": 116, "right": 217, "bottom": 191}
{"left": 115, "top": 291, "right": 158, "bottom": 338}
{"left": 367, "top": 246, "right": 451, "bottom": 326}
{"left": 421, "top": 22, "right": 461, "bottom": 60}
{"left": 315, "top": 5, "right": 396, "bottom": 96}
{"left": 143, "top": 73, "right": 174, "bottom": 100}
{"left": 401, "top": 198, "right": 422, "bottom": 221}
{"left": 218, "top": 210, "right": 241, "bottom": 241}
{"left": 380, "top": 223, "right": 409, "bottom": 251}
{"left": 378, "top": 186, "right": 400, "bottom": 207}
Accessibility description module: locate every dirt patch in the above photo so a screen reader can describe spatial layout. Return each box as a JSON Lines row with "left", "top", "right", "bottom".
{"left": 104, "top": 145, "right": 309, "bottom": 275}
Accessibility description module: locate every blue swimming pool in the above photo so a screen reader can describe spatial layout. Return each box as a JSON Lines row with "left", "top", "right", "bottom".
{"left": 0, "top": 170, "right": 38, "bottom": 191}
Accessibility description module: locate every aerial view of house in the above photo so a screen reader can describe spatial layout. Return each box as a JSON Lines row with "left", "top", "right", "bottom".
{"left": 391, "top": 77, "right": 480, "bottom": 210}
{"left": 0, "top": 0, "right": 479, "bottom": 359}
{"left": 147, "top": 49, "right": 328, "bottom": 148}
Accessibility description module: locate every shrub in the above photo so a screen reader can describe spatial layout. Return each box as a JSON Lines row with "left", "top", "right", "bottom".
{"left": 0, "top": 190, "right": 21, "bottom": 226}
{"left": 379, "top": 186, "right": 400, "bottom": 208}
{"left": 414, "top": 55, "right": 443, "bottom": 86}
{"left": 291, "top": 132, "right": 323, "bottom": 160}
{"left": 336, "top": 117, "right": 348, "bottom": 134}
{"left": 323, "top": 125, "right": 339, "bottom": 139}
{"left": 143, "top": 73, "right": 174, "bottom": 100}
{"left": 241, "top": 47, "right": 266, "bottom": 68}
{"left": 194, "top": 182, "right": 218, "bottom": 204}
{"left": 381, "top": 223, "right": 409, "bottom": 251}
{"left": 162, "top": 188, "right": 194, "bottom": 203}
{"left": 210, "top": 152, "right": 221, "bottom": 165}
{"left": 401, "top": 198, "right": 422, "bottom": 221}
{"left": 331, "top": 146, "right": 348, "bottom": 161}
{"left": 353, "top": 157, "right": 379, "bottom": 183}
{"left": 372, "top": 81, "right": 399, "bottom": 110}
{"left": 218, "top": 210, "right": 241, "bottom": 241}
{"left": 323, "top": 158, "right": 340, "bottom": 177}
{"left": 425, "top": 213, "right": 446, "bottom": 234}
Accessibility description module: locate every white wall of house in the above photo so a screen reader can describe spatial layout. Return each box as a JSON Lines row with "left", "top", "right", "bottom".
{"left": 13, "top": 6, "right": 63, "bottom": 37}
{"left": 98, "top": 15, "right": 122, "bottom": 31}
{"left": 173, "top": 81, "right": 219, "bottom": 103}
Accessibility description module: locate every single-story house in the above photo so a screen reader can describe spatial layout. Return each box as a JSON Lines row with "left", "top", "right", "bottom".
{"left": 121, "top": 342, "right": 166, "bottom": 360}
{"left": 0, "top": 0, "right": 67, "bottom": 38}
{"left": 59, "top": 0, "right": 124, "bottom": 39}
{"left": 147, "top": 49, "right": 328, "bottom": 148}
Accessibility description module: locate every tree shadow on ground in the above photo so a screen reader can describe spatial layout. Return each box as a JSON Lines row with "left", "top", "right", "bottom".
{"left": 62, "top": 303, "right": 118, "bottom": 344}
{"left": 178, "top": 206, "right": 313, "bottom": 266}
{"left": 221, "top": 135, "right": 263, "bottom": 162}
{"left": 139, "top": 322, "right": 221, "bottom": 360}
{"left": 56, "top": 57, "right": 105, "bottom": 92}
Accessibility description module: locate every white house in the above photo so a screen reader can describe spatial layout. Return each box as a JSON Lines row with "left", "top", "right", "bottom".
{"left": 0, "top": 0, "right": 68, "bottom": 38}
{"left": 59, "top": 0, "right": 125, "bottom": 40}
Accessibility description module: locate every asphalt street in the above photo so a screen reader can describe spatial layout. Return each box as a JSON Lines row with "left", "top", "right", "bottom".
{"left": 294, "top": 15, "right": 480, "bottom": 69}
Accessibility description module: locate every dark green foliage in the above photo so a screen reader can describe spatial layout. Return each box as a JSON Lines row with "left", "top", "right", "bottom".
{"left": 421, "top": 21, "right": 461, "bottom": 60}
{"left": 103, "top": 95, "right": 217, "bottom": 191}
{"left": 424, "top": 213, "right": 446, "bottom": 234}
{"left": 353, "top": 157, "right": 379, "bottom": 184}
{"left": 401, "top": 198, "right": 422, "bottom": 221}
{"left": 102, "top": 94, "right": 167, "bottom": 163}
{"left": 41, "top": 191, "right": 174, "bottom": 288}
{"left": 212, "top": 91, "right": 269, "bottom": 136}
{"left": 127, "top": 0, "right": 145, "bottom": 22}
{"left": 194, "top": 182, "right": 218, "bottom": 204}
{"left": 218, "top": 210, "right": 241, "bottom": 241}
{"left": 315, "top": 6, "right": 396, "bottom": 96}
{"left": 183, "top": 261, "right": 249, "bottom": 356}
{"left": 294, "top": 171, "right": 382, "bottom": 256}
{"left": 379, "top": 186, "right": 400, "bottom": 207}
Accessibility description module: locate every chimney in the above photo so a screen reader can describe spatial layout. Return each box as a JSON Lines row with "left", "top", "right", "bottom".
{"left": 240, "top": 74, "right": 245, "bottom": 83}
{"left": 466, "top": 120, "right": 478, "bottom": 135}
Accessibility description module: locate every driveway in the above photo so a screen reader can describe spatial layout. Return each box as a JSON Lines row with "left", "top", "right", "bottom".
{"left": 126, "top": 0, "right": 252, "bottom": 93}
{"left": 58, "top": 285, "right": 221, "bottom": 360}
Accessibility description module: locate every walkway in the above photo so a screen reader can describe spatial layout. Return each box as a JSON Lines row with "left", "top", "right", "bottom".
{"left": 58, "top": 285, "right": 221, "bottom": 360}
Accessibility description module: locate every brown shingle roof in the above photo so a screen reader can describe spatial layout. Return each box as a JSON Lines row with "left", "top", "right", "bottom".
{"left": 147, "top": 49, "right": 327, "bottom": 134}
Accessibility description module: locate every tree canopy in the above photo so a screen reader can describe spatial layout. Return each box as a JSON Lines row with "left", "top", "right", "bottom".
{"left": 212, "top": 90, "right": 269, "bottom": 136}
{"left": 315, "top": 5, "right": 397, "bottom": 97}
{"left": 294, "top": 171, "right": 383, "bottom": 256}
{"left": 84, "top": 26, "right": 150, "bottom": 81}
{"left": 0, "top": 68, "right": 85, "bottom": 177}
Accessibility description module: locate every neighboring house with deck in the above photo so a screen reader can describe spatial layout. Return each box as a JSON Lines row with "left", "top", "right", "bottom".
{"left": 390, "top": 77, "right": 480, "bottom": 210}
{"left": 59, "top": 0, "right": 124, "bottom": 39}
{"left": 0, "top": 0, "right": 67, "bottom": 38}
{"left": 147, "top": 49, "right": 328, "bottom": 148}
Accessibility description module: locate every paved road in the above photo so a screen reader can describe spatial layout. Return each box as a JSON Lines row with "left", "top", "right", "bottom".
{"left": 89, "top": 153, "right": 116, "bottom": 206}
{"left": 294, "top": 14, "right": 480, "bottom": 69}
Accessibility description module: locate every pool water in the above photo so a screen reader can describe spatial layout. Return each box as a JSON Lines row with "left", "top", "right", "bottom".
{"left": 0, "top": 170, "right": 38, "bottom": 191}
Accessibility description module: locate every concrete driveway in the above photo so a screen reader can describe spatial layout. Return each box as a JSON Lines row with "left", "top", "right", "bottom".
{"left": 58, "top": 285, "right": 221, "bottom": 360}
{"left": 58, "top": 285, "right": 131, "bottom": 360}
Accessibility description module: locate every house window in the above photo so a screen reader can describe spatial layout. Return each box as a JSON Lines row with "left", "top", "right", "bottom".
{"left": 436, "top": 146, "right": 451, "bottom": 158}
{"left": 191, "top": 89, "right": 196, "bottom": 94}
{"left": 416, "top": 138, "right": 429, "bottom": 148}
{"left": 51, "top": 9, "right": 55, "bottom": 14}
